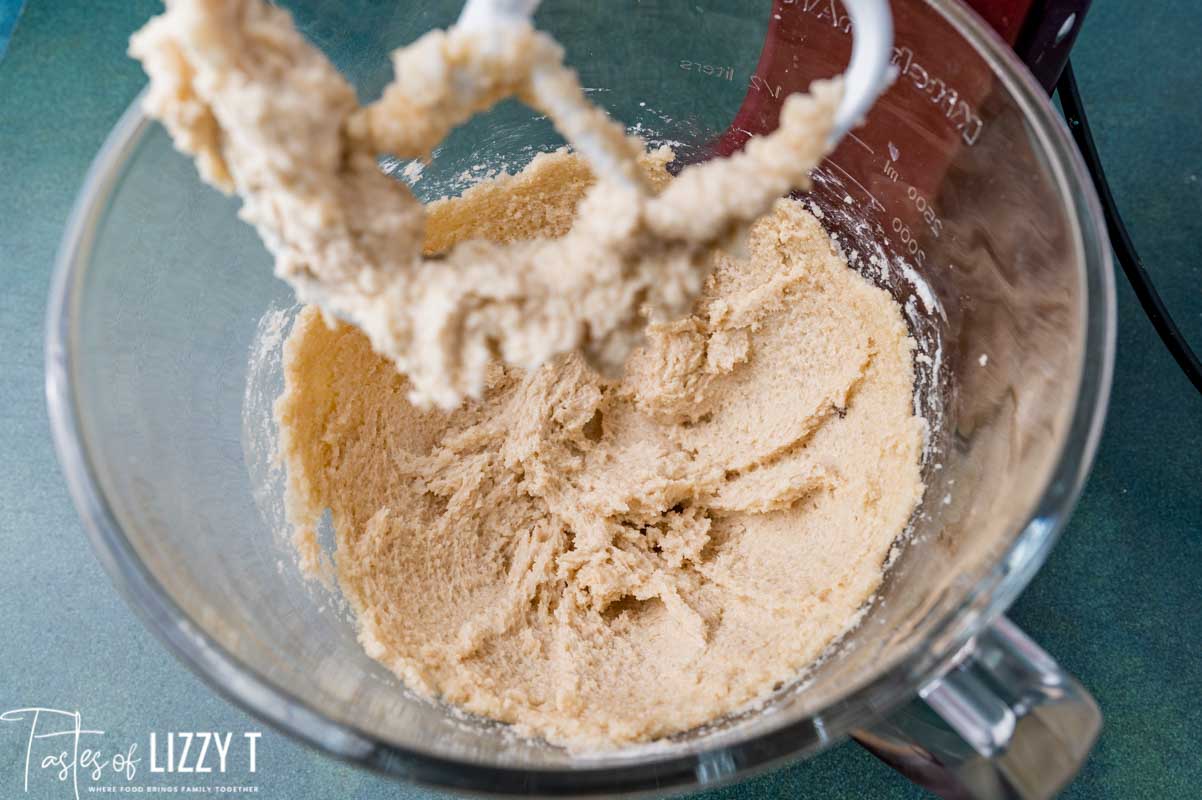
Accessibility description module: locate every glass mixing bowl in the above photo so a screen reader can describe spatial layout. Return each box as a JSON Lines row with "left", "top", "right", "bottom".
{"left": 47, "top": 0, "right": 1114, "bottom": 797}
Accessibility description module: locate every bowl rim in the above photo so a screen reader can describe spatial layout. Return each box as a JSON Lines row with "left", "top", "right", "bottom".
{"left": 44, "top": 0, "right": 1115, "bottom": 794}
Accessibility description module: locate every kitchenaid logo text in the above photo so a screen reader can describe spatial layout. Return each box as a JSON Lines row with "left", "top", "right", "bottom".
{"left": 1, "top": 708, "right": 261, "bottom": 799}
{"left": 891, "top": 46, "right": 984, "bottom": 146}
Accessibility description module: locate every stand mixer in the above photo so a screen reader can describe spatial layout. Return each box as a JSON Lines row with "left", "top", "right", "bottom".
{"left": 48, "top": 1, "right": 1117, "bottom": 798}
{"left": 735, "top": 0, "right": 1200, "bottom": 400}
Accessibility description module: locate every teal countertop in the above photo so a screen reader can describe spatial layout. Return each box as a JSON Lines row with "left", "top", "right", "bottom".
{"left": 1, "top": 1, "right": 1199, "bottom": 797}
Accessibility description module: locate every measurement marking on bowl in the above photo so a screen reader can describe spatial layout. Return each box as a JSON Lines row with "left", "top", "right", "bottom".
{"left": 826, "top": 160, "right": 885, "bottom": 211}
{"left": 846, "top": 131, "right": 875, "bottom": 154}
{"left": 678, "top": 60, "right": 736, "bottom": 81}
{"left": 905, "top": 185, "right": 944, "bottom": 239}
{"left": 880, "top": 157, "right": 944, "bottom": 240}
{"left": 890, "top": 216, "right": 929, "bottom": 266}
{"left": 749, "top": 74, "right": 785, "bottom": 99}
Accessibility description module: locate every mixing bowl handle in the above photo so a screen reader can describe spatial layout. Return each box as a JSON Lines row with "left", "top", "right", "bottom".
{"left": 853, "top": 616, "right": 1100, "bottom": 799}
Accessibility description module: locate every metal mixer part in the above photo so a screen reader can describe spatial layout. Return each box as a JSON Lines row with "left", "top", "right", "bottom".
{"left": 457, "top": 0, "right": 539, "bottom": 29}
{"left": 828, "top": 0, "right": 895, "bottom": 145}
{"left": 455, "top": 0, "right": 650, "bottom": 193}
{"left": 456, "top": 0, "right": 895, "bottom": 176}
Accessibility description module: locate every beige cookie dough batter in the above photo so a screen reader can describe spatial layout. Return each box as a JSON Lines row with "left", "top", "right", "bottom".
{"left": 278, "top": 150, "right": 925, "bottom": 748}
{"left": 131, "top": 0, "right": 842, "bottom": 409}
{"left": 130, "top": 0, "right": 922, "bottom": 751}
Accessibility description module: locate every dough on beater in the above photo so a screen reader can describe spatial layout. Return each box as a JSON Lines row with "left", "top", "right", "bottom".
{"left": 277, "top": 151, "right": 925, "bottom": 749}
{"left": 130, "top": 0, "right": 843, "bottom": 409}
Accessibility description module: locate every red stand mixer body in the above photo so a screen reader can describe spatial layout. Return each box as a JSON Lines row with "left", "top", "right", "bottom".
{"left": 713, "top": 0, "right": 1091, "bottom": 292}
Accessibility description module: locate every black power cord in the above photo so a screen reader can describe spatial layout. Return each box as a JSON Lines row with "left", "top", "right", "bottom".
{"left": 1056, "top": 60, "right": 1202, "bottom": 394}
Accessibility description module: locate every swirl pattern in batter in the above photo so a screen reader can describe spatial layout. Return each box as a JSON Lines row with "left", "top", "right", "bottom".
{"left": 277, "top": 150, "right": 924, "bottom": 748}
